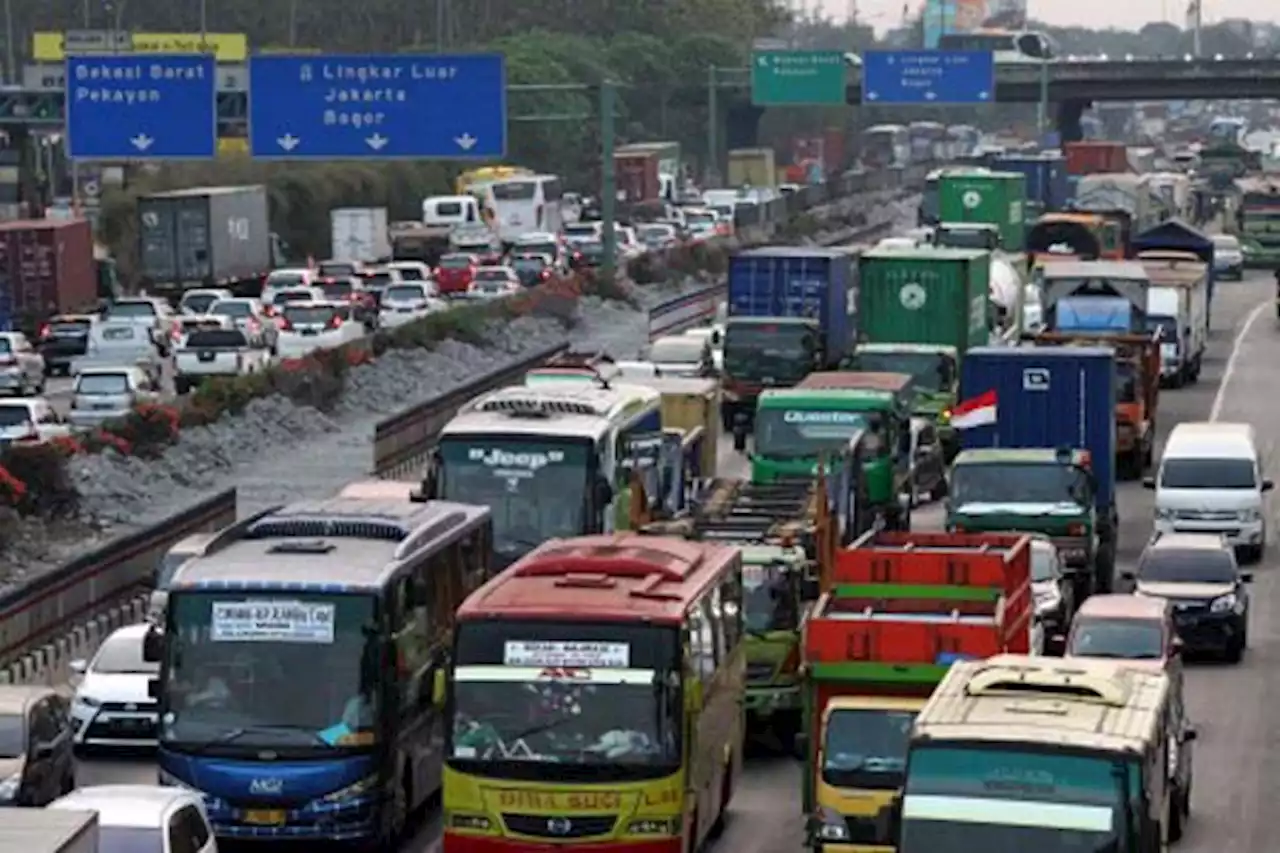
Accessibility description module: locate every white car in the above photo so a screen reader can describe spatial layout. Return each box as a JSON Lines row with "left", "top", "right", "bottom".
{"left": 385, "top": 260, "right": 435, "bottom": 286}
{"left": 68, "top": 624, "right": 159, "bottom": 749}
{"left": 50, "top": 786, "right": 217, "bottom": 853}
{"left": 275, "top": 301, "right": 365, "bottom": 358}
{"left": 468, "top": 268, "right": 522, "bottom": 300}
{"left": 177, "top": 288, "right": 234, "bottom": 316}
{"left": 0, "top": 397, "right": 71, "bottom": 444}
{"left": 0, "top": 332, "right": 46, "bottom": 396}
{"left": 263, "top": 266, "right": 317, "bottom": 291}
{"left": 261, "top": 285, "right": 325, "bottom": 316}
{"left": 207, "top": 298, "right": 276, "bottom": 352}
{"left": 169, "top": 314, "right": 233, "bottom": 350}
{"left": 644, "top": 334, "right": 714, "bottom": 377}
{"left": 101, "top": 297, "right": 177, "bottom": 346}
{"left": 1212, "top": 234, "right": 1244, "bottom": 280}
{"left": 173, "top": 328, "right": 271, "bottom": 394}
{"left": 378, "top": 282, "right": 446, "bottom": 327}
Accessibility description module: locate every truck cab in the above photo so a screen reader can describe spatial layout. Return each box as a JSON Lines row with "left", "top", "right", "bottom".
{"left": 848, "top": 343, "right": 960, "bottom": 460}
{"left": 746, "top": 381, "right": 911, "bottom": 532}
{"left": 948, "top": 447, "right": 1102, "bottom": 598}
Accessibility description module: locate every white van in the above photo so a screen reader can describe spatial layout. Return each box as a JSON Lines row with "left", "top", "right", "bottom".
{"left": 1146, "top": 422, "right": 1272, "bottom": 562}
{"left": 422, "top": 195, "right": 482, "bottom": 227}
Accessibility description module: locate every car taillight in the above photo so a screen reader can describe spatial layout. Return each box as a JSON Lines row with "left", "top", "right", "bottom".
{"left": 170, "top": 326, "right": 183, "bottom": 340}
{"left": 328, "top": 315, "right": 342, "bottom": 329}
{"left": 0, "top": 356, "right": 15, "bottom": 366}
{"left": 276, "top": 317, "right": 292, "bottom": 330}
{"left": 246, "top": 318, "right": 260, "bottom": 332}
{"left": 38, "top": 324, "right": 50, "bottom": 338}
{"left": 539, "top": 269, "right": 550, "bottom": 280}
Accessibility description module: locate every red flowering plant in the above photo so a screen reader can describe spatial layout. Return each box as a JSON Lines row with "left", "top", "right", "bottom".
{"left": 104, "top": 402, "right": 182, "bottom": 457}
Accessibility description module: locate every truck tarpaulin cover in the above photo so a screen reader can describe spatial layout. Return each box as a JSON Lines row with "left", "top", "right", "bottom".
{"left": 1054, "top": 297, "right": 1133, "bottom": 332}
{"left": 1131, "top": 218, "right": 1214, "bottom": 267}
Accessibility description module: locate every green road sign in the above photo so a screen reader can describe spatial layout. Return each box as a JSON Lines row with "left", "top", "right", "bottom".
{"left": 751, "top": 50, "right": 847, "bottom": 106}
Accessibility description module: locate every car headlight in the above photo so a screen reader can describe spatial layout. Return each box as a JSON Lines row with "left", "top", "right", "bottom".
{"left": 627, "top": 818, "right": 678, "bottom": 835}
{"left": 1239, "top": 508, "right": 1261, "bottom": 522}
{"left": 0, "top": 773, "right": 20, "bottom": 799}
{"left": 449, "top": 813, "right": 492, "bottom": 830}
{"left": 322, "top": 774, "right": 378, "bottom": 803}
{"left": 818, "top": 821, "right": 850, "bottom": 841}
{"left": 1211, "top": 593, "right": 1242, "bottom": 614}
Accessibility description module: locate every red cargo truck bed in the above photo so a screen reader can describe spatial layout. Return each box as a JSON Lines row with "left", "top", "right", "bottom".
{"left": 0, "top": 219, "right": 97, "bottom": 319}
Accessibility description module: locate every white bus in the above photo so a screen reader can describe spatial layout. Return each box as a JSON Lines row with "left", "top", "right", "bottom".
{"left": 428, "top": 383, "right": 664, "bottom": 567}
{"left": 937, "top": 29, "right": 1056, "bottom": 62}
{"left": 482, "top": 173, "right": 565, "bottom": 246}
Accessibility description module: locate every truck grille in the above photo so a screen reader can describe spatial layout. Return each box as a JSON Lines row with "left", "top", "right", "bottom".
{"left": 502, "top": 814, "right": 617, "bottom": 838}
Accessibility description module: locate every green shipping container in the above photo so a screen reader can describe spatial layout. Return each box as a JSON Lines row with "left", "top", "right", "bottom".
{"left": 938, "top": 171, "right": 1027, "bottom": 252}
{"left": 857, "top": 247, "right": 991, "bottom": 352}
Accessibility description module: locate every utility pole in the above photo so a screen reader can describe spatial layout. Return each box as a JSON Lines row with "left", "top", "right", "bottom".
{"left": 706, "top": 66, "right": 719, "bottom": 188}
{"left": 599, "top": 81, "right": 617, "bottom": 283}
{"left": 1189, "top": 0, "right": 1203, "bottom": 57}
{"left": 3, "top": 0, "right": 14, "bottom": 85}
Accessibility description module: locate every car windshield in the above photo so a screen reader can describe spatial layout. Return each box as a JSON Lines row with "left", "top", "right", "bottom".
{"left": 822, "top": 708, "right": 916, "bottom": 789}
{"left": 266, "top": 272, "right": 307, "bottom": 287}
{"left": 440, "top": 256, "right": 472, "bottom": 269}
{"left": 181, "top": 293, "right": 220, "bottom": 313}
{"left": 0, "top": 339, "right": 9, "bottom": 354}
{"left": 76, "top": 373, "right": 130, "bottom": 395}
{"left": 854, "top": 351, "right": 951, "bottom": 392}
{"left": 439, "top": 439, "right": 590, "bottom": 562}
{"left": 284, "top": 306, "right": 338, "bottom": 327}
{"left": 273, "top": 290, "right": 315, "bottom": 305}
{"left": 98, "top": 826, "right": 164, "bottom": 853}
{"left": 1068, "top": 618, "right": 1164, "bottom": 659}
{"left": 742, "top": 562, "right": 799, "bottom": 633}
{"left": 648, "top": 339, "right": 705, "bottom": 363}
{"left": 394, "top": 266, "right": 426, "bottom": 281}
{"left": 491, "top": 181, "right": 536, "bottom": 200}
{"left": 1030, "top": 546, "right": 1056, "bottom": 582}
{"left": 1139, "top": 548, "right": 1236, "bottom": 584}
{"left": 383, "top": 284, "right": 428, "bottom": 302}
{"left": 0, "top": 712, "right": 23, "bottom": 757}
{"left": 210, "top": 300, "right": 252, "bottom": 318}
{"left": 1160, "top": 456, "right": 1256, "bottom": 488}
{"left": 161, "top": 593, "right": 378, "bottom": 753}
{"left": 449, "top": 620, "right": 682, "bottom": 778}
{"left": 93, "top": 634, "right": 158, "bottom": 675}
{"left": 512, "top": 257, "right": 546, "bottom": 270}
{"left": 319, "top": 281, "right": 353, "bottom": 299}
{"left": 951, "top": 462, "right": 1090, "bottom": 506}
{"left": 105, "top": 302, "right": 157, "bottom": 319}
{"left": 475, "top": 269, "right": 510, "bottom": 282}
{"left": 518, "top": 242, "right": 557, "bottom": 257}
{"left": 754, "top": 408, "right": 870, "bottom": 460}
{"left": 185, "top": 330, "right": 247, "bottom": 349}
{"left": 0, "top": 405, "right": 33, "bottom": 427}
{"left": 319, "top": 262, "right": 357, "bottom": 278}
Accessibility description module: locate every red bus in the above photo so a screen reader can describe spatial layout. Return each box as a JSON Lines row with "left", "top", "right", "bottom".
{"left": 441, "top": 533, "right": 745, "bottom": 853}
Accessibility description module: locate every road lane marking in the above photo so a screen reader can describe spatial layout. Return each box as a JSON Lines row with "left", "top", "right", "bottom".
{"left": 1211, "top": 300, "right": 1271, "bottom": 423}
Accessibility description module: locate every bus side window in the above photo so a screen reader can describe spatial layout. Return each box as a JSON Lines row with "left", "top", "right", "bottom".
{"left": 392, "top": 573, "right": 432, "bottom": 714}
{"left": 719, "top": 565, "right": 743, "bottom": 652}
{"left": 688, "top": 604, "right": 716, "bottom": 681}
{"left": 461, "top": 528, "right": 489, "bottom": 593}
{"left": 426, "top": 549, "right": 460, "bottom": 631}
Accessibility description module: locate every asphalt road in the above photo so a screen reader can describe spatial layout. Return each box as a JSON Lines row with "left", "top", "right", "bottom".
{"left": 70, "top": 268, "right": 1275, "bottom": 853}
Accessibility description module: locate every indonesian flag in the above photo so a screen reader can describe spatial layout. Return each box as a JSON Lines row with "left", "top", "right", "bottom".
{"left": 952, "top": 390, "right": 998, "bottom": 430}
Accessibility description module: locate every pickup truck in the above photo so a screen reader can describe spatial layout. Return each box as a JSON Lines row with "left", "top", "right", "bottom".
{"left": 173, "top": 328, "right": 270, "bottom": 394}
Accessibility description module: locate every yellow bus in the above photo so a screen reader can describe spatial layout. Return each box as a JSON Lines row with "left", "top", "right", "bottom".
{"left": 441, "top": 533, "right": 745, "bottom": 853}
{"left": 455, "top": 165, "right": 534, "bottom": 196}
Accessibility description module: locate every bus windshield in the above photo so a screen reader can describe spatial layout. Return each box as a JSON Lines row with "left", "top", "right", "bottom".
{"left": 160, "top": 592, "right": 378, "bottom": 755}
{"left": 449, "top": 621, "right": 682, "bottom": 782}
{"left": 439, "top": 438, "right": 591, "bottom": 562}
{"left": 901, "top": 746, "right": 1128, "bottom": 853}
{"left": 754, "top": 407, "right": 871, "bottom": 460}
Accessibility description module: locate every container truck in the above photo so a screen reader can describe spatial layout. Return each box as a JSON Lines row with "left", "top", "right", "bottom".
{"left": 615, "top": 141, "right": 682, "bottom": 200}
{"left": 137, "top": 185, "right": 279, "bottom": 299}
{"left": 1027, "top": 330, "right": 1160, "bottom": 480}
{"left": 721, "top": 247, "right": 854, "bottom": 431}
{"left": 951, "top": 346, "right": 1118, "bottom": 596}
{"left": 1039, "top": 259, "right": 1150, "bottom": 334}
{"left": 0, "top": 808, "right": 98, "bottom": 853}
{"left": 847, "top": 246, "right": 991, "bottom": 461}
{"left": 329, "top": 207, "right": 390, "bottom": 263}
{"left": 994, "top": 153, "right": 1070, "bottom": 214}
{"left": 801, "top": 531, "right": 1035, "bottom": 853}
{"left": 937, "top": 171, "right": 1026, "bottom": 252}
{"left": 0, "top": 219, "right": 99, "bottom": 332}
{"left": 1071, "top": 172, "right": 1164, "bottom": 236}
{"left": 1131, "top": 217, "right": 1217, "bottom": 329}
{"left": 728, "top": 147, "right": 778, "bottom": 189}
{"left": 1063, "top": 140, "right": 1129, "bottom": 175}
{"left": 614, "top": 149, "right": 662, "bottom": 203}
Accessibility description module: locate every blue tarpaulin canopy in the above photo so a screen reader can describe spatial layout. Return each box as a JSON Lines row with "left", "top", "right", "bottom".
{"left": 1131, "top": 218, "right": 1214, "bottom": 266}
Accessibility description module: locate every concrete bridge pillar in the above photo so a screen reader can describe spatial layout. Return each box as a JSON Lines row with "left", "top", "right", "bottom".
{"left": 1056, "top": 99, "right": 1089, "bottom": 144}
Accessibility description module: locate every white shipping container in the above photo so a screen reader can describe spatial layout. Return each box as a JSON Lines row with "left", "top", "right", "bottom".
{"left": 330, "top": 207, "right": 391, "bottom": 263}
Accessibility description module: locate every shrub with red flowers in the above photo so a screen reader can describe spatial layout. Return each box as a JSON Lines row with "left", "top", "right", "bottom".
{"left": 0, "top": 443, "right": 77, "bottom": 518}
{"left": 98, "top": 402, "right": 181, "bottom": 458}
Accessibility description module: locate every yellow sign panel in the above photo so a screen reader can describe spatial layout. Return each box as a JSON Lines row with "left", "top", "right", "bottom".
{"left": 217, "top": 137, "right": 249, "bottom": 157}
{"left": 33, "top": 32, "right": 248, "bottom": 62}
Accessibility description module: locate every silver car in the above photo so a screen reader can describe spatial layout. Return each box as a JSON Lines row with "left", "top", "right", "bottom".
{"left": 74, "top": 321, "right": 164, "bottom": 386}
{"left": 207, "top": 298, "right": 277, "bottom": 352}
{"left": 0, "top": 332, "right": 46, "bottom": 396}
{"left": 68, "top": 367, "right": 160, "bottom": 428}
{"left": 101, "top": 297, "right": 177, "bottom": 355}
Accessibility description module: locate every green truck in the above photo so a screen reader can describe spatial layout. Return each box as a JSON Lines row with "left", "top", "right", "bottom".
{"left": 848, "top": 247, "right": 990, "bottom": 461}
{"left": 938, "top": 171, "right": 1027, "bottom": 252}
{"left": 745, "top": 371, "right": 915, "bottom": 531}
{"left": 1234, "top": 176, "right": 1280, "bottom": 267}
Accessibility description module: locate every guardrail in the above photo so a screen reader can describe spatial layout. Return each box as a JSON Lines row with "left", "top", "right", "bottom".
{"left": 0, "top": 488, "right": 237, "bottom": 672}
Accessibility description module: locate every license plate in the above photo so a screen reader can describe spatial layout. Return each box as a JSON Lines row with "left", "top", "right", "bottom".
{"left": 198, "top": 351, "right": 215, "bottom": 362}
{"left": 243, "top": 810, "right": 286, "bottom": 826}
{"left": 302, "top": 329, "right": 317, "bottom": 336}
{"left": 93, "top": 403, "right": 114, "bottom": 410}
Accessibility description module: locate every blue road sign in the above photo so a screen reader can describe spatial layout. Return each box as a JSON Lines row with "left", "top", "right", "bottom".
{"left": 248, "top": 54, "right": 506, "bottom": 159}
{"left": 861, "top": 50, "right": 995, "bottom": 105}
{"left": 65, "top": 54, "right": 217, "bottom": 159}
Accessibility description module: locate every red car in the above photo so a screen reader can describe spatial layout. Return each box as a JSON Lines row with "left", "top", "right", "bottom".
{"left": 434, "top": 253, "right": 478, "bottom": 295}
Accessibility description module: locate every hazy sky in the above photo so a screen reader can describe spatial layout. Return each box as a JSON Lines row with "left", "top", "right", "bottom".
{"left": 816, "top": 0, "right": 1280, "bottom": 33}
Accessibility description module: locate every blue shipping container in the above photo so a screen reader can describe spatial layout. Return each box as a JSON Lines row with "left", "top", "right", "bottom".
{"left": 960, "top": 346, "right": 1117, "bottom": 510}
{"left": 996, "top": 155, "right": 1070, "bottom": 212}
{"left": 727, "top": 247, "right": 853, "bottom": 361}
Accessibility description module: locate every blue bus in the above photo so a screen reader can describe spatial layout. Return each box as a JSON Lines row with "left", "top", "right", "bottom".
{"left": 143, "top": 494, "right": 493, "bottom": 844}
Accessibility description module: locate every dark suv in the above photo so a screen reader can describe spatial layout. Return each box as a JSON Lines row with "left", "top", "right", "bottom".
{"left": 1122, "top": 532, "right": 1252, "bottom": 662}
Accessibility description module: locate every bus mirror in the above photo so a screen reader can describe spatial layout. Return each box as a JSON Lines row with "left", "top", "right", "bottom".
{"left": 142, "top": 628, "right": 162, "bottom": 663}
{"left": 432, "top": 669, "right": 446, "bottom": 707}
